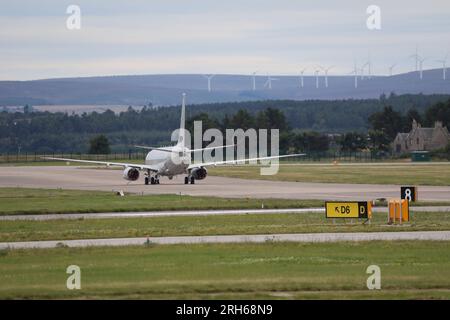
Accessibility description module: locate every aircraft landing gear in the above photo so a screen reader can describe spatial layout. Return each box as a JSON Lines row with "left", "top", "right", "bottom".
{"left": 150, "top": 177, "right": 160, "bottom": 185}
{"left": 146, "top": 173, "right": 160, "bottom": 185}
{"left": 184, "top": 176, "right": 195, "bottom": 184}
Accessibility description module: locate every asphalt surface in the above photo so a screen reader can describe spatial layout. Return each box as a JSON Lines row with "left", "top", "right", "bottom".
{"left": 1, "top": 206, "right": 450, "bottom": 221}
{"left": 1, "top": 231, "right": 449, "bottom": 250}
{"left": 0, "top": 208, "right": 323, "bottom": 220}
{"left": 1, "top": 165, "right": 450, "bottom": 201}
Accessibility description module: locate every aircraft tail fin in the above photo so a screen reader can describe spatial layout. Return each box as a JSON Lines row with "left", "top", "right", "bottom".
{"left": 177, "top": 93, "right": 186, "bottom": 147}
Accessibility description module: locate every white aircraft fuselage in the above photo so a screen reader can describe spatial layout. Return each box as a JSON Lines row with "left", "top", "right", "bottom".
{"left": 145, "top": 147, "right": 191, "bottom": 178}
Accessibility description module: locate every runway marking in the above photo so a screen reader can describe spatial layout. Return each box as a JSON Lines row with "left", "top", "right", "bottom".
{"left": 1, "top": 231, "right": 449, "bottom": 250}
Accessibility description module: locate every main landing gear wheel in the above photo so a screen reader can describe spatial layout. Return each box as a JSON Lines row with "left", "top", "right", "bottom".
{"left": 184, "top": 177, "right": 189, "bottom": 184}
{"left": 146, "top": 176, "right": 160, "bottom": 185}
{"left": 190, "top": 176, "right": 195, "bottom": 184}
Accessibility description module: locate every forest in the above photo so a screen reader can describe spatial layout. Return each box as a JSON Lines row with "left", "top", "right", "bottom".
{"left": 0, "top": 93, "right": 449, "bottom": 154}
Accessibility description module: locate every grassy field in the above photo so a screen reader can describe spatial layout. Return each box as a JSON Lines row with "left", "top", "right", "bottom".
{"left": 0, "top": 241, "right": 448, "bottom": 299}
{"left": 208, "top": 163, "right": 450, "bottom": 185}
{"left": 1, "top": 211, "right": 450, "bottom": 242}
{"left": 0, "top": 188, "right": 322, "bottom": 215}
{"left": 1, "top": 187, "right": 449, "bottom": 217}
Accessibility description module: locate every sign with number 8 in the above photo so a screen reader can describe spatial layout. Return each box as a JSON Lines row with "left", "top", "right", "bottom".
{"left": 401, "top": 186, "right": 417, "bottom": 202}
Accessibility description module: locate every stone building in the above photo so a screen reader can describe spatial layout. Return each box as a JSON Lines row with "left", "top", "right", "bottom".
{"left": 392, "top": 120, "right": 450, "bottom": 154}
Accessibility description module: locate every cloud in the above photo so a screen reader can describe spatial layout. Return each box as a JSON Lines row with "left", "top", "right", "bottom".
{"left": 0, "top": 0, "right": 449, "bottom": 80}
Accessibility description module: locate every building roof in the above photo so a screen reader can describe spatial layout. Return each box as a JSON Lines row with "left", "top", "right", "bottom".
{"left": 415, "top": 127, "right": 434, "bottom": 140}
{"left": 394, "top": 121, "right": 450, "bottom": 144}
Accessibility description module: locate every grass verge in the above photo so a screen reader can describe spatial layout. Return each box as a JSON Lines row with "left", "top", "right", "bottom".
{"left": 208, "top": 163, "right": 450, "bottom": 185}
{"left": 0, "top": 188, "right": 322, "bottom": 216}
{"left": 0, "top": 241, "right": 448, "bottom": 299}
{"left": 1, "top": 211, "right": 449, "bottom": 242}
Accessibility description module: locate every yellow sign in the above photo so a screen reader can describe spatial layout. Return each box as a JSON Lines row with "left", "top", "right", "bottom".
{"left": 325, "top": 202, "right": 371, "bottom": 219}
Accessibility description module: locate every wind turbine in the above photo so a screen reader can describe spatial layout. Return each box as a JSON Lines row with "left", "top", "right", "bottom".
{"left": 319, "top": 65, "right": 334, "bottom": 88}
{"left": 299, "top": 68, "right": 307, "bottom": 88}
{"left": 388, "top": 63, "right": 397, "bottom": 76}
{"left": 436, "top": 54, "right": 448, "bottom": 80}
{"left": 410, "top": 46, "right": 420, "bottom": 72}
{"left": 362, "top": 53, "right": 372, "bottom": 79}
{"left": 348, "top": 62, "right": 359, "bottom": 88}
{"left": 202, "top": 74, "right": 216, "bottom": 92}
{"left": 358, "top": 65, "right": 366, "bottom": 80}
{"left": 263, "top": 74, "right": 279, "bottom": 90}
{"left": 251, "top": 71, "right": 258, "bottom": 90}
{"left": 314, "top": 69, "right": 321, "bottom": 89}
{"left": 418, "top": 57, "right": 427, "bottom": 80}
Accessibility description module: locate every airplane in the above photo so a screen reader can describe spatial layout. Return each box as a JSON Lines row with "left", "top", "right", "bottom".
{"left": 44, "top": 93, "right": 305, "bottom": 185}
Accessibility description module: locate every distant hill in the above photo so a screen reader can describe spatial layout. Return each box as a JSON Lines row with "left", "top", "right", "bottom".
{"left": 1, "top": 69, "right": 450, "bottom": 106}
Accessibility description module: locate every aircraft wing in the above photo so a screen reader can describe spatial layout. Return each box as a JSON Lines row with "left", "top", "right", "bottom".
{"left": 135, "top": 144, "right": 235, "bottom": 153}
{"left": 42, "top": 157, "right": 159, "bottom": 172}
{"left": 187, "top": 153, "right": 305, "bottom": 169}
{"left": 190, "top": 144, "right": 236, "bottom": 152}
{"left": 134, "top": 145, "right": 173, "bottom": 152}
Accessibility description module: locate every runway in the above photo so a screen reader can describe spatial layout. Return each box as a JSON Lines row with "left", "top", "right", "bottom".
{"left": 1, "top": 165, "right": 450, "bottom": 201}
{"left": 1, "top": 206, "right": 449, "bottom": 221}
{"left": 1, "top": 231, "right": 449, "bottom": 250}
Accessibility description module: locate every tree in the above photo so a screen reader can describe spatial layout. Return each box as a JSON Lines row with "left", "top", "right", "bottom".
{"left": 368, "top": 106, "right": 403, "bottom": 140}
{"left": 230, "top": 109, "right": 255, "bottom": 130}
{"left": 424, "top": 99, "right": 450, "bottom": 128}
{"left": 293, "top": 132, "right": 329, "bottom": 152}
{"left": 368, "top": 130, "right": 390, "bottom": 154}
{"left": 186, "top": 113, "right": 219, "bottom": 133}
{"left": 256, "top": 108, "right": 288, "bottom": 131}
{"left": 186, "top": 113, "right": 220, "bottom": 148}
{"left": 88, "top": 135, "right": 110, "bottom": 154}
{"left": 403, "top": 108, "right": 422, "bottom": 131}
{"left": 280, "top": 131, "right": 296, "bottom": 154}
{"left": 339, "top": 132, "right": 367, "bottom": 152}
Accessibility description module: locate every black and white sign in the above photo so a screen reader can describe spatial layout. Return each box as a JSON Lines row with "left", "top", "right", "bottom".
{"left": 401, "top": 186, "right": 418, "bottom": 202}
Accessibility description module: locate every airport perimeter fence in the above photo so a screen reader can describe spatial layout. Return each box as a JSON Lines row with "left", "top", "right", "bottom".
{"left": 296, "top": 151, "right": 390, "bottom": 162}
{"left": 0, "top": 151, "right": 390, "bottom": 164}
{"left": 0, "top": 151, "right": 148, "bottom": 164}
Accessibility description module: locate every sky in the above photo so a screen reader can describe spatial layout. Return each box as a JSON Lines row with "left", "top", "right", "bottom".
{"left": 1, "top": 0, "right": 449, "bottom": 80}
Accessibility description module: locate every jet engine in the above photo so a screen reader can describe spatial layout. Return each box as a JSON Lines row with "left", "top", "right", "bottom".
{"left": 123, "top": 167, "right": 140, "bottom": 181}
{"left": 190, "top": 167, "right": 207, "bottom": 180}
